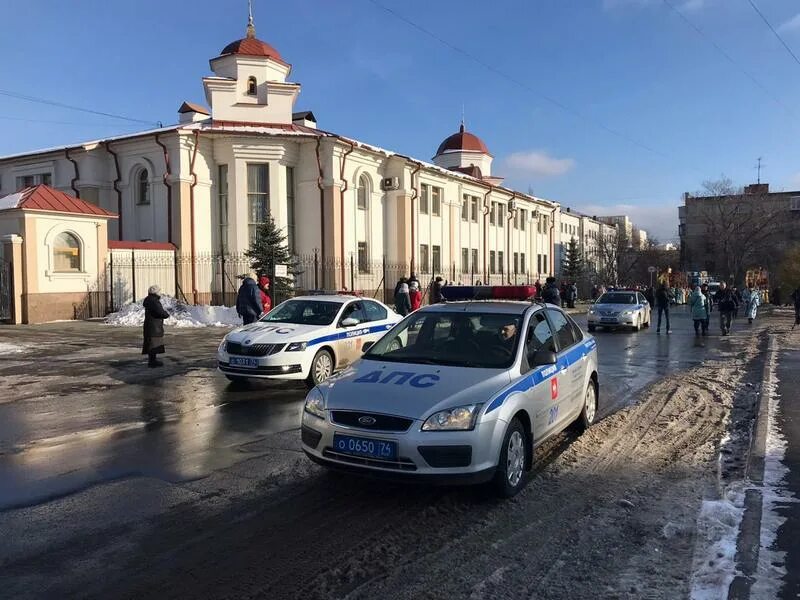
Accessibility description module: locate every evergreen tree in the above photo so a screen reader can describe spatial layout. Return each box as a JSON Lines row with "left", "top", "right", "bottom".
{"left": 245, "top": 216, "right": 302, "bottom": 299}
{"left": 562, "top": 237, "right": 585, "bottom": 278}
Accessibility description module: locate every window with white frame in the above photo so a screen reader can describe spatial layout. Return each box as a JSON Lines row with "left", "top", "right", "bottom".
{"left": 461, "top": 198, "right": 468, "bottom": 221}
{"left": 53, "top": 231, "right": 81, "bottom": 272}
{"left": 16, "top": 172, "right": 51, "bottom": 190}
{"left": 470, "top": 197, "right": 479, "bottom": 222}
{"left": 520, "top": 253, "right": 526, "bottom": 273}
{"left": 218, "top": 165, "right": 229, "bottom": 252}
{"left": 489, "top": 250, "right": 496, "bottom": 274}
{"left": 498, "top": 250, "right": 504, "bottom": 274}
{"left": 461, "top": 248, "right": 469, "bottom": 273}
{"left": 498, "top": 203, "right": 505, "bottom": 227}
{"left": 432, "top": 187, "right": 442, "bottom": 216}
{"left": 432, "top": 245, "right": 441, "bottom": 273}
{"left": 420, "top": 183, "right": 429, "bottom": 214}
{"left": 358, "top": 241, "right": 369, "bottom": 273}
{"left": 247, "top": 76, "right": 257, "bottom": 96}
{"left": 490, "top": 202, "right": 497, "bottom": 226}
{"left": 471, "top": 249, "right": 479, "bottom": 274}
{"left": 247, "top": 163, "right": 269, "bottom": 243}
{"left": 514, "top": 252, "right": 519, "bottom": 274}
{"left": 357, "top": 174, "right": 369, "bottom": 210}
{"left": 420, "top": 244, "right": 430, "bottom": 273}
{"left": 791, "top": 196, "right": 800, "bottom": 211}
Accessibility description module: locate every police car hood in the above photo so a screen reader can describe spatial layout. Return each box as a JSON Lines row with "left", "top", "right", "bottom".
{"left": 321, "top": 360, "right": 512, "bottom": 419}
{"left": 226, "top": 322, "right": 324, "bottom": 345}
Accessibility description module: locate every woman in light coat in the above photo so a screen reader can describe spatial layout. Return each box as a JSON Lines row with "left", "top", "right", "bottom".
{"left": 689, "top": 285, "right": 708, "bottom": 337}
{"left": 744, "top": 286, "right": 761, "bottom": 323}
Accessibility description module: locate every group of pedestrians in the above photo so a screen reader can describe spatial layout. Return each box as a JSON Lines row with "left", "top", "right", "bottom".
{"left": 686, "top": 281, "right": 761, "bottom": 339}
{"left": 393, "top": 275, "right": 445, "bottom": 316}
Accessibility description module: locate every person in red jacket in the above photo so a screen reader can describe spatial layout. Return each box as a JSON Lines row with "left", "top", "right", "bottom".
{"left": 258, "top": 275, "right": 272, "bottom": 314}
{"left": 409, "top": 280, "right": 422, "bottom": 311}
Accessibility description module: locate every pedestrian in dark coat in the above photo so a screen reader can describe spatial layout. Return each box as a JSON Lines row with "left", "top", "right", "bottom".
{"left": 542, "top": 277, "right": 561, "bottom": 305}
{"left": 236, "top": 273, "right": 263, "bottom": 325}
{"left": 142, "top": 285, "right": 170, "bottom": 368}
{"left": 431, "top": 276, "right": 445, "bottom": 303}
{"left": 654, "top": 283, "right": 673, "bottom": 334}
{"left": 791, "top": 287, "right": 800, "bottom": 329}
{"left": 714, "top": 282, "right": 737, "bottom": 336}
{"left": 395, "top": 280, "right": 411, "bottom": 316}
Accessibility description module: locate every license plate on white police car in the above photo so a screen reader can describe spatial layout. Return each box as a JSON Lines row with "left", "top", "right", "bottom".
{"left": 229, "top": 357, "right": 258, "bottom": 368}
{"left": 333, "top": 434, "right": 397, "bottom": 460}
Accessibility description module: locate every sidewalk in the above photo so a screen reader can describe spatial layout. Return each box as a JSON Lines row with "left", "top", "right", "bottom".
{"left": 728, "top": 329, "right": 800, "bottom": 599}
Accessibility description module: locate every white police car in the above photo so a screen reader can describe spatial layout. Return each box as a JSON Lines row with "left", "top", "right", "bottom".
{"left": 587, "top": 290, "right": 651, "bottom": 332}
{"left": 301, "top": 301, "right": 599, "bottom": 497}
{"left": 218, "top": 295, "right": 402, "bottom": 387}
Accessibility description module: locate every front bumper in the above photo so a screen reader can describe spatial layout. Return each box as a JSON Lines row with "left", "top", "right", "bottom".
{"left": 217, "top": 350, "right": 308, "bottom": 380}
{"left": 300, "top": 411, "right": 504, "bottom": 483}
{"left": 587, "top": 314, "right": 637, "bottom": 326}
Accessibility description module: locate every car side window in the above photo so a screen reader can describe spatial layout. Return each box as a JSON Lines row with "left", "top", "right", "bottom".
{"left": 547, "top": 309, "right": 576, "bottom": 351}
{"left": 637, "top": 293, "right": 646, "bottom": 305}
{"left": 524, "top": 312, "right": 556, "bottom": 369}
{"left": 340, "top": 302, "right": 367, "bottom": 325}
{"left": 566, "top": 314, "right": 584, "bottom": 342}
{"left": 364, "top": 300, "right": 387, "bottom": 322}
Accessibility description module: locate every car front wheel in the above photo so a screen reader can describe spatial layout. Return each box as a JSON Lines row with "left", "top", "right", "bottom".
{"left": 306, "top": 349, "right": 334, "bottom": 388}
{"left": 577, "top": 380, "right": 598, "bottom": 430}
{"left": 492, "top": 418, "right": 528, "bottom": 498}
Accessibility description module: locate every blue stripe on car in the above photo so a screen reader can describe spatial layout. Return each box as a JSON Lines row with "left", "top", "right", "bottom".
{"left": 485, "top": 343, "right": 593, "bottom": 414}
{"left": 307, "top": 323, "right": 394, "bottom": 347}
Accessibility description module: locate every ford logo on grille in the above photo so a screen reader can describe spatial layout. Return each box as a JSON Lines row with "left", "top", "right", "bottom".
{"left": 358, "top": 415, "right": 377, "bottom": 426}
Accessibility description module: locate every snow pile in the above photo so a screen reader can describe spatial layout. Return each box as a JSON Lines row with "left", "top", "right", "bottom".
{"left": 689, "top": 484, "right": 745, "bottom": 600}
{"left": 0, "top": 342, "right": 28, "bottom": 354}
{"left": 105, "top": 295, "right": 241, "bottom": 328}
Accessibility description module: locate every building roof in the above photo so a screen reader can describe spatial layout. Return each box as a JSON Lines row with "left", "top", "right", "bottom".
{"left": 0, "top": 185, "right": 117, "bottom": 218}
{"left": 435, "top": 123, "right": 491, "bottom": 157}
{"left": 178, "top": 101, "right": 210, "bottom": 115}
{"left": 292, "top": 110, "right": 317, "bottom": 122}
{"left": 219, "top": 36, "right": 286, "bottom": 64}
{"left": 451, "top": 165, "right": 483, "bottom": 178}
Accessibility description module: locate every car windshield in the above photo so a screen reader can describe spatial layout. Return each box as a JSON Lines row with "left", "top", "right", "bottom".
{"left": 597, "top": 293, "right": 636, "bottom": 305}
{"left": 260, "top": 299, "right": 341, "bottom": 325}
{"left": 363, "top": 311, "right": 522, "bottom": 369}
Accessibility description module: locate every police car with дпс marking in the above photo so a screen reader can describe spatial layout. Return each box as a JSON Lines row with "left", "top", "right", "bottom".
{"left": 218, "top": 295, "right": 402, "bottom": 387}
{"left": 301, "top": 301, "right": 599, "bottom": 497}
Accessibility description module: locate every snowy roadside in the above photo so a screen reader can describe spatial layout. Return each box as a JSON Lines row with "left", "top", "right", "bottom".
{"left": 104, "top": 296, "right": 241, "bottom": 328}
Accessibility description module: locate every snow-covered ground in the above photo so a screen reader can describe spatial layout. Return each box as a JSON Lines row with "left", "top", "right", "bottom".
{"left": 0, "top": 342, "right": 29, "bottom": 354}
{"left": 105, "top": 296, "right": 241, "bottom": 328}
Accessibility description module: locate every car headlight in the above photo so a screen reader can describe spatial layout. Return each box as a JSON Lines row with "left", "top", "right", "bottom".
{"left": 422, "top": 404, "right": 483, "bottom": 431}
{"left": 588, "top": 308, "right": 596, "bottom": 314}
{"left": 219, "top": 339, "right": 228, "bottom": 352}
{"left": 304, "top": 387, "right": 325, "bottom": 419}
{"left": 286, "top": 341, "right": 307, "bottom": 352}
{"left": 621, "top": 309, "right": 635, "bottom": 316}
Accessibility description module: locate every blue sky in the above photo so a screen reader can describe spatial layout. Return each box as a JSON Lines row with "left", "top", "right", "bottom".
{"left": 2, "top": 0, "right": 800, "bottom": 242}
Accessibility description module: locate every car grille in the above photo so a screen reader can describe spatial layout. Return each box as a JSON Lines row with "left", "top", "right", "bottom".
{"left": 322, "top": 449, "right": 417, "bottom": 471}
{"left": 226, "top": 342, "right": 285, "bottom": 357}
{"left": 330, "top": 411, "right": 413, "bottom": 432}
{"left": 600, "top": 310, "right": 618, "bottom": 317}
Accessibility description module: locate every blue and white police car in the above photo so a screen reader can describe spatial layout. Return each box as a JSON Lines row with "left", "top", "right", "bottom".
{"left": 587, "top": 289, "right": 652, "bottom": 332}
{"left": 301, "top": 301, "right": 599, "bottom": 497}
{"left": 218, "top": 295, "right": 402, "bottom": 387}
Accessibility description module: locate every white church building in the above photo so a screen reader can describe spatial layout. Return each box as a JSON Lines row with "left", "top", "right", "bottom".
{"left": 0, "top": 13, "right": 614, "bottom": 323}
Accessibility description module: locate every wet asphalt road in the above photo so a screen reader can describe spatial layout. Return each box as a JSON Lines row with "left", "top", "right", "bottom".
{"left": 0, "top": 305, "right": 719, "bottom": 510}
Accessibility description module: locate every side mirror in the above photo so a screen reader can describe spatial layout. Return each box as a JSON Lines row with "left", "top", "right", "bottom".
{"left": 341, "top": 317, "right": 360, "bottom": 327}
{"left": 362, "top": 341, "right": 375, "bottom": 352}
{"left": 531, "top": 349, "right": 558, "bottom": 367}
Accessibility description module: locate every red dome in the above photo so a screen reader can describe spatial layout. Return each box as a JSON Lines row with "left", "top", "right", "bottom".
{"left": 435, "top": 124, "right": 491, "bottom": 157}
{"left": 220, "top": 37, "right": 284, "bottom": 61}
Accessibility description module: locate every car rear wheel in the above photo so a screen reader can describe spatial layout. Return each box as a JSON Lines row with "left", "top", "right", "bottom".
{"left": 576, "top": 379, "right": 598, "bottom": 431}
{"left": 306, "top": 349, "right": 334, "bottom": 388}
{"left": 492, "top": 418, "right": 528, "bottom": 498}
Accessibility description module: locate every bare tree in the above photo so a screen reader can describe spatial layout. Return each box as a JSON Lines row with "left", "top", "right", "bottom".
{"left": 691, "top": 178, "right": 786, "bottom": 283}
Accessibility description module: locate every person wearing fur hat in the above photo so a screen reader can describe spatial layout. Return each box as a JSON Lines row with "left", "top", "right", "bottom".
{"left": 142, "top": 285, "right": 170, "bottom": 368}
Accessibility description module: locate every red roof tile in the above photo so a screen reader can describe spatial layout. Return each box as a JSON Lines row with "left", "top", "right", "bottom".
{"left": 0, "top": 185, "right": 117, "bottom": 218}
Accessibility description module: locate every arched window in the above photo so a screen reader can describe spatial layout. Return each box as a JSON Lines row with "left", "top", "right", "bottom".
{"left": 53, "top": 232, "right": 81, "bottom": 272}
{"left": 357, "top": 174, "right": 369, "bottom": 210}
{"left": 247, "top": 76, "right": 257, "bottom": 96}
{"left": 136, "top": 169, "right": 150, "bottom": 205}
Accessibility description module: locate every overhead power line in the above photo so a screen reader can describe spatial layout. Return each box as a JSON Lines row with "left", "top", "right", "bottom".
{"left": 366, "top": 0, "right": 670, "bottom": 160}
{"left": 746, "top": 0, "right": 800, "bottom": 69}
{"left": 0, "top": 114, "right": 144, "bottom": 127}
{"left": 661, "top": 0, "right": 794, "bottom": 116}
{"left": 0, "top": 89, "right": 159, "bottom": 126}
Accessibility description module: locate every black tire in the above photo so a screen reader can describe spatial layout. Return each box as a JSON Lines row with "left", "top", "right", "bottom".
{"left": 492, "top": 418, "right": 529, "bottom": 498}
{"left": 587, "top": 324, "right": 596, "bottom": 332}
{"left": 576, "top": 379, "right": 598, "bottom": 431}
{"left": 306, "top": 349, "right": 334, "bottom": 389}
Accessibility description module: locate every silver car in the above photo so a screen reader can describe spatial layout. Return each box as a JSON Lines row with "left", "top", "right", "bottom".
{"left": 587, "top": 290, "right": 651, "bottom": 332}
{"left": 301, "top": 301, "right": 599, "bottom": 497}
